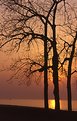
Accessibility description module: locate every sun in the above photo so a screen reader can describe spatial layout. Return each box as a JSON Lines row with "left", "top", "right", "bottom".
{"left": 49, "top": 100, "right": 55, "bottom": 109}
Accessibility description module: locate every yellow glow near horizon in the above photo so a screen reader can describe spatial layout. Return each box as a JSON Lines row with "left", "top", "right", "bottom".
{"left": 49, "top": 100, "right": 55, "bottom": 109}
{"left": 49, "top": 100, "right": 63, "bottom": 109}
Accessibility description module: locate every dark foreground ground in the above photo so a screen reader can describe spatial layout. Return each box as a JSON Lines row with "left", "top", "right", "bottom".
{"left": 0, "top": 105, "right": 77, "bottom": 121}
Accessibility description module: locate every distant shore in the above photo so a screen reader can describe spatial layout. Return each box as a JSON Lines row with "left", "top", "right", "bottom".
{"left": 0, "top": 105, "right": 77, "bottom": 121}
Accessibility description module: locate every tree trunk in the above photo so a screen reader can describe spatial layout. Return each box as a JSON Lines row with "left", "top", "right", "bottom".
{"left": 44, "top": 38, "right": 48, "bottom": 109}
{"left": 67, "top": 73, "right": 72, "bottom": 111}
{"left": 67, "top": 32, "right": 77, "bottom": 111}
{"left": 44, "top": 16, "right": 48, "bottom": 110}
{"left": 52, "top": 3, "right": 60, "bottom": 110}
{"left": 52, "top": 44, "right": 60, "bottom": 110}
{"left": 52, "top": 24, "right": 60, "bottom": 110}
{"left": 67, "top": 61, "right": 72, "bottom": 111}
{"left": 43, "top": 1, "right": 56, "bottom": 109}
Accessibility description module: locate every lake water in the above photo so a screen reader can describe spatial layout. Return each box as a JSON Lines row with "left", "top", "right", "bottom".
{"left": 0, "top": 99, "right": 77, "bottom": 111}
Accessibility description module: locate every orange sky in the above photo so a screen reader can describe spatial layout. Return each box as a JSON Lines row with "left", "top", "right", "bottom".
{"left": 0, "top": 0, "right": 77, "bottom": 100}
{"left": 0, "top": 50, "right": 77, "bottom": 100}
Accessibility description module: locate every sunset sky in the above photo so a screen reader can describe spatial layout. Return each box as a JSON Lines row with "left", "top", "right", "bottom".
{"left": 0, "top": 50, "right": 77, "bottom": 100}
{"left": 0, "top": 0, "right": 77, "bottom": 100}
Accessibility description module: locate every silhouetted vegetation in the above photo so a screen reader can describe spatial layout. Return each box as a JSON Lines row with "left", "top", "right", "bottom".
{"left": 0, "top": 0, "right": 77, "bottom": 111}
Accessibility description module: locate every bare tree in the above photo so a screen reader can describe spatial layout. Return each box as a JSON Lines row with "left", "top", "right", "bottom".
{"left": 0, "top": 0, "right": 76, "bottom": 110}
{"left": 56, "top": 0, "right": 77, "bottom": 110}
{"left": 67, "top": 32, "right": 77, "bottom": 111}
{"left": 59, "top": 10, "right": 77, "bottom": 111}
{"left": 0, "top": 0, "right": 64, "bottom": 110}
{"left": 61, "top": 32, "right": 77, "bottom": 111}
{"left": 0, "top": 0, "right": 55, "bottom": 109}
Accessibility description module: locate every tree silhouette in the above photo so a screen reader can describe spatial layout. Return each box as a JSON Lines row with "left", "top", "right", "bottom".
{"left": 67, "top": 32, "right": 77, "bottom": 111}
{"left": 59, "top": 2, "right": 77, "bottom": 110}
{"left": 0, "top": 0, "right": 62, "bottom": 109}
{"left": 0, "top": 0, "right": 77, "bottom": 110}
{"left": 61, "top": 32, "right": 77, "bottom": 111}
{"left": 0, "top": 0, "right": 55, "bottom": 109}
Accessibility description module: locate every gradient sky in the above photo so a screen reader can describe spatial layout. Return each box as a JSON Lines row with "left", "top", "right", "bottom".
{"left": 0, "top": 38, "right": 77, "bottom": 100}
{"left": 0, "top": 0, "right": 77, "bottom": 100}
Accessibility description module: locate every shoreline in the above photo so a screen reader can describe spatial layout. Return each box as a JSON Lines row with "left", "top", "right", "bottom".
{"left": 0, "top": 105, "right": 77, "bottom": 121}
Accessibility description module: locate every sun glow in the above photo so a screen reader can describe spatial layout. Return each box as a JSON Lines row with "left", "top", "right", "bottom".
{"left": 49, "top": 100, "right": 55, "bottom": 109}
